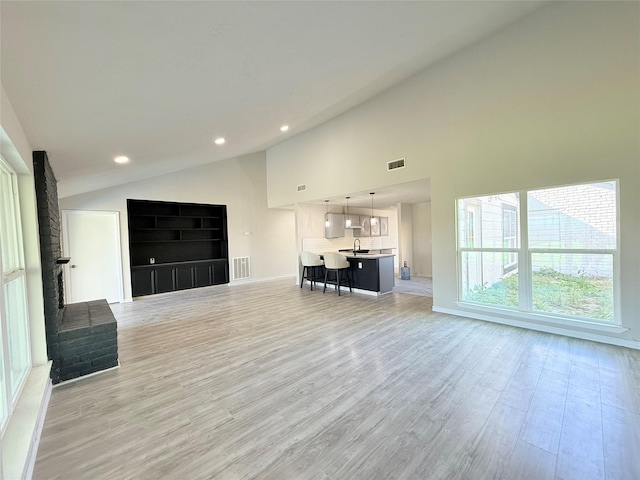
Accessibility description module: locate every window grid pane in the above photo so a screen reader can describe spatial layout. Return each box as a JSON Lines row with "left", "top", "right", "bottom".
{"left": 460, "top": 251, "right": 519, "bottom": 307}
{"left": 1, "top": 168, "right": 21, "bottom": 273}
{"left": 458, "top": 193, "right": 520, "bottom": 249}
{"left": 531, "top": 253, "right": 614, "bottom": 321}
{"left": 4, "top": 276, "right": 30, "bottom": 399}
{"left": 528, "top": 181, "right": 616, "bottom": 250}
{"left": 457, "top": 180, "right": 617, "bottom": 324}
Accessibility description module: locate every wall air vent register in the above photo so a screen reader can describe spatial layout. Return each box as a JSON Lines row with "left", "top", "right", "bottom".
{"left": 387, "top": 158, "right": 406, "bottom": 171}
{"left": 233, "top": 256, "right": 251, "bottom": 280}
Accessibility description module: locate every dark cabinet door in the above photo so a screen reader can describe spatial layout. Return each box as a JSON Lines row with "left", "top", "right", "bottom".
{"left": 348, "top": 258, "right": 379, "bottom": 291}
{"left": 131, "top": 259, "right": 229, "bottom": 297}
{"left": 176, "top": 265, "right": 194, "bottom": 290}
{"left": 132, "top": 269, "right": 154, "bottom": 297}
{"left": 194, "top": 264, "right": 212, "bottom": 287}
{"left": 155, "top": 267, "right": 174, "bottom": 293}
{"left": 212, "top": 261, "right": 228, "bottom": 285}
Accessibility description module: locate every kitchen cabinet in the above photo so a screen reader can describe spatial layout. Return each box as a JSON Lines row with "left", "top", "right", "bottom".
{"left": 356, "top": 216, "right": 370, "bottom": 237}
{"left": 380, "top": 217, "right": 389, "bottom": 236}
{"left": 370, "top": 217, "right": 381, "bottom": 236}
{"left": 323, "top": 213, "right": 388, "bottom": 238}
{"left": 131, "top": 269, "right": 153, "bottom": 296}
{"left": 346, "top": 255, "right": 395, "bottom": 294}
{"left": 325, "top": 213, "right": 345, "bottom": 238}
{"left": 348, "top": 257, "right": 380, "bottom": 291}
{"left": 354, "top": 216, "right": 388, "bottom": 237}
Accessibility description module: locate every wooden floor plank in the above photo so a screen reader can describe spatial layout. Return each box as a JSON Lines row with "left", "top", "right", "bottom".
{"left": 32, "top": 278, "right": 640, "bottom": 480}
{"left": 518, "top": 368, "right": 569, "bottom": 454}
{"left": 602, "top": 404, "right": 640, "bottom": 480}
{"left": 556, "top": 384, "right": 604, "bottom": 480}
{"left": 503, "top": 440, "right": 557, "bottom": 480}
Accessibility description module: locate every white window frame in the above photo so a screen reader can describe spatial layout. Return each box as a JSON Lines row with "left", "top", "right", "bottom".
{"left": 456, "top": 180, "right": 620, "bottom": 327}
{"left": 502, "top": 205, "right": 518, "bottom": 273}
{"left": 0, "top": 155, "right": 31, "bottom": 434}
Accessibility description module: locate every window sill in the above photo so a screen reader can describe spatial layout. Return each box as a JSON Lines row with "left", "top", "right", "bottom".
{"left": 2, "top": 363, "right": 52, "bottom": 480}
{"left": 454, "top": 301, "right": 628, "bottom": 335}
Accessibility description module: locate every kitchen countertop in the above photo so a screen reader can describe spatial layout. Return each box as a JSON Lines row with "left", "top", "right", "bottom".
{"left": 343, "top": 253, "right": 395, "bottom": 259}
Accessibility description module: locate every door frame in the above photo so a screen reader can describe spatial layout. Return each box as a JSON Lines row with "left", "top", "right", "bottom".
{"left": 61, "top": 209, "right": 124, "bottom": 304}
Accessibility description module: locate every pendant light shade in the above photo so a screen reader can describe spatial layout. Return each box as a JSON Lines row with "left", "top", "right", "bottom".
{"left": 324, "top": 200, "right": 331, "bottom": 227}
{"left": 345, "top": 197, "right": 352, "bottom": 227}
{"left": 370, "top": 192, "right": 377, "bottom": 225}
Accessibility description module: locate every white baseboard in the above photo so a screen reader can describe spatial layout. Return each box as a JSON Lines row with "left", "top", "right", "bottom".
{"left": 229, "top": 274, "right": 295, "bottom": 286}
{"left": 54, "top": 361, "right": 121, "bottom": 387}
{"left": 302, "top": 280, "right": 384, "bottom": 297}
{"left": 433, "top": 306, "right": 640, "bottom": 350}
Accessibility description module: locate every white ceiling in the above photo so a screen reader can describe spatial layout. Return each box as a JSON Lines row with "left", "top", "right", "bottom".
{"left": 1, "top": 1, "right": 545, "bottom": 199}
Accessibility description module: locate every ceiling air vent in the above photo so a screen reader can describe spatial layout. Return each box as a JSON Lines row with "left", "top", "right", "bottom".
{"left": 297, "top": 184, "right": 306, "bottom": 192}
{"left": 387, "top": 158, "right": 406, "bottom": 171}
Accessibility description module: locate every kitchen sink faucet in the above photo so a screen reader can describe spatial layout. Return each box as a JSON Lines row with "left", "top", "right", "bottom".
{"left": 353, "top": 238, "right": 361, "bottom": 253}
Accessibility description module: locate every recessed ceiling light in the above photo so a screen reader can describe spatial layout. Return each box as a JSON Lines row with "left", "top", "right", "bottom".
{"left": 214, "top": 137, "right": 226, "bottom": 145}
{"left": 280, "top": 125, "right": 289, "bottom": 132}
{"left": 114, "top": 156, "right": 129, "bottom": 164}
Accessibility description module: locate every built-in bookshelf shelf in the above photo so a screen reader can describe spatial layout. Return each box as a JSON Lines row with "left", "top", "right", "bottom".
{"left": 127, "top": 199, "right": 229, "bottom": 297}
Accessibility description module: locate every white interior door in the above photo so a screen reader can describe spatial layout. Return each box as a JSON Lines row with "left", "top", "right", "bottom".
{"left": 62, "top": 210, "right": 123, "bottom": 304}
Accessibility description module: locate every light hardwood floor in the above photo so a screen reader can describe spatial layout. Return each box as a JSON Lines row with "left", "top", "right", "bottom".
{"left": 392, "top": 276, "right": 433, "bottom": 297}
{"left": 34, "top": 278, "right": 640, "bottom": 479}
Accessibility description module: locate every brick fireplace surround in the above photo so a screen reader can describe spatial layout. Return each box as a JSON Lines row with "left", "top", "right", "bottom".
{"left": 33, "top": 151, "right": 118, "bottom": 383}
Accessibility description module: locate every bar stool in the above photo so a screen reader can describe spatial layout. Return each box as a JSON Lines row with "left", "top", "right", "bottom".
{"left": 300, "top": 251, "right": 324, "bottom": 290}
{"left": 322, "top": 252, "right": 352, "bottom": 296}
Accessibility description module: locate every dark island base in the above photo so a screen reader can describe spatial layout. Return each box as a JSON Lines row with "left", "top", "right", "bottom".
{"left": 306, "top": 254, "right": 395, "bottom": 295}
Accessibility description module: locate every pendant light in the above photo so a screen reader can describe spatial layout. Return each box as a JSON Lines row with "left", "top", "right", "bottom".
{"left": 324, "top": 200, "right": 331, "bottom": 227}
{"left": 345, "top": 196, "right": 352, "bottom": 227}
{"left": 370, "top": 192, "right": 377, "bottom": 225}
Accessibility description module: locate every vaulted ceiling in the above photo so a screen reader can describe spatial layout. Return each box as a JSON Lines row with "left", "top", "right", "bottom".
{"left": 1, "top": 1, "right": 545, "bottom": 198}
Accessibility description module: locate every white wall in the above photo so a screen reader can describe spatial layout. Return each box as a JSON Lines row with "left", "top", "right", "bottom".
{"left": 265, "top": 2, "right": 640, "bottom": 345}
{"left": 60, "top": 152, "right": 296, "bottom": 301}
{"left": 397, "top": 203, "right": 413, "bottom": 274}
{"left": 1, "top": 86, "right": 48, "bottom": 365}
{"left": 411, "top": 202, "right": 432, "bottom": 277}
{"left": 1, "top": 83, "right": 51, "bottom": 480}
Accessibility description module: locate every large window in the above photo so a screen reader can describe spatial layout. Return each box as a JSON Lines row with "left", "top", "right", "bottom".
{"left": 0, "top": 156, "right": 31, "bottom": 433}
{"left": 457, "top": 181, "right": 617, "bottom": 324}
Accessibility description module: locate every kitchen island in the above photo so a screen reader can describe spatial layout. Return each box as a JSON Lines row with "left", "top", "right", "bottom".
{"left": 339, "top": 253, "right": 395, "bottom": 295}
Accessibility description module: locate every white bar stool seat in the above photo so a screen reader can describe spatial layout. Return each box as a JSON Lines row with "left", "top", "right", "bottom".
{"left": 322, "top": 252, "right": 352, "bottom": 296}
{"left": 299, "top": 251, "right": 324, "bottom": 291}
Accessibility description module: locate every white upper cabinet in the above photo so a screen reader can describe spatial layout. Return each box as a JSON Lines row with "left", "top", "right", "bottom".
{"left": 354, "top": 216, "right": 388, "bottom": 237}
{"left": 380, "top": 217, "right": 389, "bottom": 236}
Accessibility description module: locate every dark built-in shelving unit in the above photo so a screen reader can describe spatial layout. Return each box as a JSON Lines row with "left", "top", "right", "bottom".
{"left": 127, "top": 199, "right": 229, "bottom": 297}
